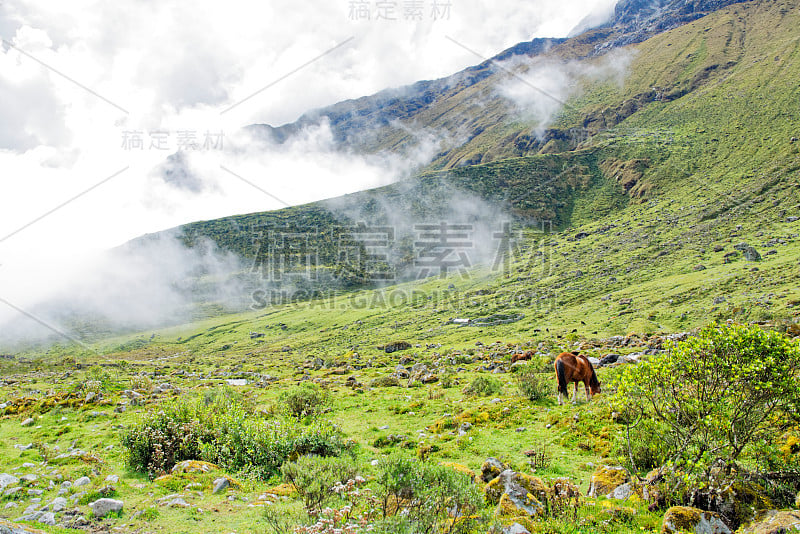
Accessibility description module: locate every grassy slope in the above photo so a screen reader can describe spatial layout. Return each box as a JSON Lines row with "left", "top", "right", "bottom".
{"left": 2, "top": 1, "right": 800, "bottom": 532}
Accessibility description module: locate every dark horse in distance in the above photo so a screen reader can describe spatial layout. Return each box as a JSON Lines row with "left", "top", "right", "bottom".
{"left": 554, "top": 351, "right": 601, "bottom": 404}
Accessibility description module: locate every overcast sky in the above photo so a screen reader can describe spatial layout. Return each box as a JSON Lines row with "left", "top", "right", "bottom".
{"left": 0, "top": 0, "right": 617, "bottom": 269}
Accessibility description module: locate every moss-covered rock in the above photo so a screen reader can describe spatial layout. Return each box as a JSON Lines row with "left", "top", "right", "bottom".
{"left": 496, "top": 491, "right": 545, "bottom": 519}
{"left": 661, "top": 506, "right": 731, "bottom": 534}
{"left": 737, "top": 510, "right": 800, "bottom": 534}
{"left": 170, "top": 460, "right": 219, "bottom": 474}
{"left": 588, "top": 465, "right": 630, "bottom": 498}
{"left": 485, "top": 469, "right": 550, "bottom": 518}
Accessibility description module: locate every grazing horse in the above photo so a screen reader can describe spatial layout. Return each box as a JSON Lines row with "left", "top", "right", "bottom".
{"left": 554, "top": 351, "right": 601, "bottom": 405}
{"left": 511, "top": 350, "right": 535, "bottom": 364}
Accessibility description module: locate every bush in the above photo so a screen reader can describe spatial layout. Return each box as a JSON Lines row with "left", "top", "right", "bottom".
{"left": 121, "top": 392, "right": 347, "bottom": 479}
{"left": 374, "top": 455, "right": 486, "bottom": 533}
{"left": 463, "top": 375, "right": 502, "bottom": 397}
{"left": 612, "top": 323, "right": 800, "bottom": 488}
{"left": 515, "top": 369, "right": 550, "bottom": 401}
{"left": 279, "top": 383, "right": 332, "bottom": 421}
{"left": 281, "top": 455, "right": 358, "bottom": 515}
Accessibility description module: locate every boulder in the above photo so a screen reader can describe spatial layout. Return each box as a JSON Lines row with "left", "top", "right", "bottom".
{"left": 90, "top": 498, "right": 123, "bottom": 518}
{"left": 489, "top": 471, "right": 549, "bottom": 518}
{"left": 0, "top": 474, "right": 19, "bottom": 489}
{"left": 73, "top": 476, "right": 91, "bottom": 487}
{"left": 588, "top": 466, "right": 630, "bottom": 498}
{"left": 738, "top": 510, "right": 800, "bottom": 534}
{"left": 662, "top": 506, "right": 731, "bottom": 534}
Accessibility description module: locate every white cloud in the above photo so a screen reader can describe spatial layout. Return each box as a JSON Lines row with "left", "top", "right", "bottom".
{"left": 0, "top": 0, "right": 618, "bottom": 344}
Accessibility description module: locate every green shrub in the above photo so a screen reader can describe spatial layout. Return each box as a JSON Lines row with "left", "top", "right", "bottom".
{"left": 374, "top": 455, "right": 486, "bottom": 533}
{"left": 515, "top": 369, "right": 551, "bottom": 401}
{"left": 121, "top": 394, "right": 347, "bottom": 479}
{"left": 612, "top": 323, "right": 800, "bottom": 493}
{"left": 464, "top": 375, "right": 502, "bottom": 397}
{"left": 281, "top": 455, "right": 358, "bottom": 515}
{"left": 278, "top": 383, "right": 331, "bottom": 421}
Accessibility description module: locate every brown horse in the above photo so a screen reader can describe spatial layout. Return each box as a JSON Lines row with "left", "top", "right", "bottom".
{"left": 554, "top": 351, "right": 601, "bottom": 405}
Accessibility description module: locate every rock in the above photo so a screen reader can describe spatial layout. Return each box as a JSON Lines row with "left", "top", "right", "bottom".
{"left": 168, "top": 498, "right": 190, "bottom": 508}
{"left": 694, "top": 264, "right": 707, "bottom": 271}
{"left": 20, "top": 418, "right": 34, "bottom": 427}
{"left": 171, "top": 460, "right": 219, "bottom": 474}
{"left": 225, "top": 379, "right": 248, "bottom": 386}
{"left": 90, "top": 498, "right": 123, "bottom": 518}
{"left": 19, "top": 474, "right": 38, "bottom": 484}
{"left": 713, "top": 296, "right": 727, "bottom": 304}
{"left": 738, "top": 510, "right": 800, "bottom": 534}
{"left": 212, "top": 478, "right": 230, "bottom": 494}
{"left": 421, "top": 373, "right": 439, "bottom": 384}
{"left": 37, "top": 513, "right": 55, "bottom": 526}
{"left": 502, "top": 523, "right": 531, "bottom": 534}
{"left": 587, "top": 356, "right": 601, "bottom": 366}
{"left": 73, "top": 476, "right": 91, "bottom": 487}
{"left": 607, "top": 482, "right": 634, "bottom": 500}
{"left": 13, "top": 513, "right": 43, "bottom": 524}
{"left": 588, "top": 466, "right": 630, "bottom": 498}
{"left": 481, "top": 458, "right": 508, "bottom": 483}
{"left": 488, "top": 470, "right": 549, "bottom": 518}
{"left": 787, "top": 324, "right": 800, "bottom": 337}
{"left": 662, "top": 506, "right": 731, "bottom": 534}
{"left": 459, "top": 422, "right": 472, "bottom": 436}
{"left": 104, "top": 475, "right": 119, "bottom": 483}
{"left": 383, "top": 341, "right": 412, "bottom": 354}
{"left": 744, "top": 246, "right": 761, "bottom": 261}
{"left": 600, "top": 354, "right": 620, "bottom": 366}
{"left": 50, "top": 497, "right": 67, "bottom": 513}
{"left": 0, "top": 474, "right": 19, "bottom": 489}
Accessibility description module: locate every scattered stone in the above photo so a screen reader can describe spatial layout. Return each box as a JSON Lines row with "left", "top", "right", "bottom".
{"left": 20, "top": 418, "right": 34, "bottom": 427}
{"left": 50, "top": 497, "right": 67, "bottom": 513}
{"left": 503, "top": 523, "right": 532, "bottom": 534}
{"left": 90, "top": 498, "right": 123, "bottom": 518}
{"left": 0, "top": 474, "right": 19, "bottom": 489}
{"left": 169, "top": 498, "right": 191, "bottom": 508}
{"left": 694, "top": 264, "right": 707, "bottom": 271}
{"left": 19, "top": 474, "right": 38, "bottom": 484}
{"left": 225, "top": 379, "right": 248, "bottom": 386}
{"left": 105, "top": 474, "right": 119, "bottom": 483}
{"left": 607, "top": 482, "right": 634, "bottom": 500}
{"left": 212, "top": 478, "right": 230, "bottom": 494}
{"left": 662, "top": 506, "right": 731, "bottom": 534}
{"left": 73, "top": 476, "right": 91, "bottom": 487}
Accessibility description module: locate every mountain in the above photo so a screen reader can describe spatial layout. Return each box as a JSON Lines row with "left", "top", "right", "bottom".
{"left": 67, "top": 0, "right": 798, "bottom": 345}
{"left": 246, "top": 0, "right": 753, "bottom": 171}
